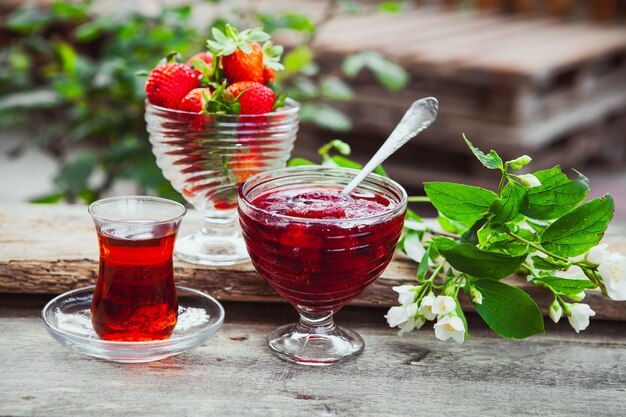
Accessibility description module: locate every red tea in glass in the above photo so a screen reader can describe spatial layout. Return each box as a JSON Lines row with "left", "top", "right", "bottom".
{"left": 89, "top": 197, "right": 186, "bottom": 342}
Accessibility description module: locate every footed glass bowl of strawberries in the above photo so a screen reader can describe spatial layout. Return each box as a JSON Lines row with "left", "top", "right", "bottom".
{"left": 144, "top": 25, "right": 300, "bottom": 266}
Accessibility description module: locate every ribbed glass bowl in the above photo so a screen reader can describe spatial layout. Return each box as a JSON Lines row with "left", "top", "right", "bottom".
{"left": 42, "top": 286, "right": 225, "bottom": 363}
{"left": 146, "top": 98, "right": 299, "bottom": 266}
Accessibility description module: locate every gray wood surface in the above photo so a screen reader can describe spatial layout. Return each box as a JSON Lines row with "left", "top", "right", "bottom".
{"left": 1, "top": 294, "right": 625, "bottom": 417}
{"left": 2, "top": 203, "right": 626, "bottom": 321}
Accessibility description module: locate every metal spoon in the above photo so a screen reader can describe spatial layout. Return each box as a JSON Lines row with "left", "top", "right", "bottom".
{"left": 340, "top": 97, "right": 439, "bottom": 196}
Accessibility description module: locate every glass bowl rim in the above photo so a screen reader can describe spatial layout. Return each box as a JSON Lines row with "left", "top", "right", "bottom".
{"left": 41, "top": 285, "right": 225, "bottom": 347}
{"left": 145, "top": 97, "right": 300, "bottom": 118}
{"left": 88, "top": 195, "right": 187, "bottom": 226}
{"left": 238, "top": 166, "right": 408, "bottom": 224}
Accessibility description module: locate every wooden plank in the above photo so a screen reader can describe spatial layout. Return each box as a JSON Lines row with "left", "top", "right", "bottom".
{"left": 589, "top": 0, "right": 618, "bottom": 22}
{"left": 1, "top": 297, "right": 626, "bottom": 417}
{"left": 1, "top": 204, "right": 626, "bottom": 321}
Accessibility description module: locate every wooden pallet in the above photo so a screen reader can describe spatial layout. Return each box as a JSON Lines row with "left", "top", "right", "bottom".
{"left": 311, "top": 8, "right": 626, "bottom": 146}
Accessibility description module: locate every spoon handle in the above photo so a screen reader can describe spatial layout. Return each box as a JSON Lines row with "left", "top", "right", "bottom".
{"left": 341, "top": 97, "right": 439, "bottom": 196}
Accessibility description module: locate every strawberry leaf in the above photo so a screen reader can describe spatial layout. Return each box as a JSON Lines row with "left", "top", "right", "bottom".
{"left": 273, "top": 92, "right": 287, "bottom": 110}
{"left": 238, "top": 41, "right": 252, "bottom": 54}
{"left": 212, "top": 27, "right": 228, "bottom": 43}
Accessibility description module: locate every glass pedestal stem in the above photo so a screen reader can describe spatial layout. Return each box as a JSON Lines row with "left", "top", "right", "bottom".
{"left": 174, "top": 212, "right": 250, "bottom": 266}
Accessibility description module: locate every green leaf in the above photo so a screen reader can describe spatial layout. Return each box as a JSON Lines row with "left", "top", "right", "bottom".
{"left": 7, "top": 6, "right": 53, "bottom": 33}
{"left": 530, "top": 256, "right": 566, "bottom": 271}
{"left": 288, "top": 158, "right": 315, "bottom": 166}
{"left": 342, "top": 51, "right": 408, "bottom": 91}
{"left": 489, "top": 180, "right": 526, "bottom": 225}
{"left": 533, "top": 276, "right": 597, "bottom": 294}
{"left": 437, "top": 214, "right": 467, "bottom": 234}
{"left": 520, "top": 166, "right": 589, "bottom": 220}
{"left": 463, "top": 134, "right": 503, "bottom": 170}
{"left": 211, "top": 27, "right": 228, "bottom": 43}
{"left": 438, "top": 243, "right": 526, "bottom": 279}
{"left": 329, "top": 155, "right": 361, "bottom": 169}
{"left": 320, "top": 77, "right": 354, "bottom": 101}
{"left": 460, "top": 215, "right": 489, "bottom": 245}
{"left": 540, "top": 195, "right": 614, "bottom": 257}
{"left": 282, "top": 46, "right": 313, "bottom": 77}
{"left": 29, "top": 192, "right": 64, "bottom": 204}
{"left": 431, "top": 236, "right": 457, "bottom": 252}
{"left": 454, "top": 296, "right": 471, "bottom": 339}
{"left": 319, "top": 139, "right": 351, "bottom": 157}
{"left": 55, "top": 41, "right": 78, "bottom": 74}
{"left": 473, "top": 280, "right": 544, "bottom": 339}
{"left": 256, "top": 13, "right": 315, "bottom": 34}
{"left": 378, "top": 1, "right": 404, "bottom": 13}
{"left": 300, "top": 103, "right": 352, "bottom": 132}
{"left": 52, "top": 2, "right": 88, "bottom": 20}
{"left": 424, "top": 182, "right": 497, "bottom": 224}
{"left": 366, "top": 53, "right": 408, "bottom": 92}
{"left": 417, "top": 248, "right": 430, "bottom": 280}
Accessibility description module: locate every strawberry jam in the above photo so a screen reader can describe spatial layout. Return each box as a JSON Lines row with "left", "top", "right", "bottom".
{"left": 239, "top": 186, "right": 405, "bottom": 314}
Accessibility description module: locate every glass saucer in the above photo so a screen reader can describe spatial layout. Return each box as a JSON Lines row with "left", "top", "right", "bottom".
{"left": 42, "top": 286, "right": 225, "bottom": 363}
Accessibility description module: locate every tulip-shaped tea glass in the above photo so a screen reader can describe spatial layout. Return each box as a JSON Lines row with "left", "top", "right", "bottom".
{"left": 146, "top": 99, "right": 300, "bottom": 266}
{"left": 238, "top": 167, "right": 407, "bottom": 365}
{"left": 89, "top": 196, "right": 186, "bottom": 341}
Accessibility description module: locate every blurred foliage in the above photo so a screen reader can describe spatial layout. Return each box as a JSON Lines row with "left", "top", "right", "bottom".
{"left": 0, "top": 0, "right": 409, "bottom": 203}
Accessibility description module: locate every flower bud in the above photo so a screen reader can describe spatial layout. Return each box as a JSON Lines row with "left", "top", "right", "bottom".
{"left": 567, "top": 291, "right": 586, "bottom": 302}
{"left": 469, "top": 287, "right": 483, "bottom": 305}
{"left": 549, "top": 300, "right": 562, "bottom": 323}
{"left": 518, "top": 174, "right": 541, "bottom": 188}
{"left": 507, "top": 155, "right": 532, "bottom": 170}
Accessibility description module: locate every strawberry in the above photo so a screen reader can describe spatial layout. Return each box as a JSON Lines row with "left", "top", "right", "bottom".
{"left": 178, "top": 87, "right": 212, "bottom": 113}
{"left": 222, "top": 42, "right": 264, "bottom": 84}
{"left": 145, "top": 63, "right": 199, "bottom": 109}
{"left": 262, "top": 67, "right": 275, "bottom": 84}
{"left": 186, "top": 52, "right": 213, "bottom": 67}
{"left": 226, "top": 82, "right": 275, "bottom": 114}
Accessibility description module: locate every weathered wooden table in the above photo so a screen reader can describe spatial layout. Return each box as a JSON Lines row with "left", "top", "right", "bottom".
{"left": 1, "top": 204, "right": 625, "bottom": 416}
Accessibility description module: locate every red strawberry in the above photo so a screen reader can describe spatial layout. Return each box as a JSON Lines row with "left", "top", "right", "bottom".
{"left": 222, "top": 42, "right": 264, "bottom": 84}
{"left": 262, "top": 67, "right": 275, "bottom": 84}
{"left": 178, "top": 87, "right": 212, "bottom": 112}
{"left": 226, "top": 82, "right": 275, "bottom": 115}
{"left": 186, "top": 52, "right": 213, "bottom": 67}
{"left": 226, "top": 81, "right": 259, "bottom": 99}
{"left": 145, "top": 63, "right": 200, "bottom": 109}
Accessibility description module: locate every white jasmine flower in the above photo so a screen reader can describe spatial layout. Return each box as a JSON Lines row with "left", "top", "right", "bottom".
{"left": 418, "top": 294, "right": 437, "bottom": 320}
{"left": 385, "top": 306, "right": 409, "bottom": 328}
{"left": 392, "top": 285, "right": 419, "bottom": 305}
{"left": 554, "top": 265, "right": 586, "bottom": 280}
{"left": 567, "top": 303, "right": 595, "bottom": 333}
{"left": 398, "top": 304, "right": 424, "bottom": 337}
{"left": 586, "top": 244, "right": 609, "bottom": 264}
{"left": 431, "top": 295, "right": 457, "bottom": 316}
{"left": 434, "top": 316, "right": 465, "bottom": 343}
{"left": 403, "top": 232, "right": 426, "bottom": 263}
{"left": 597, "top": 252, "right": 626, "bottom": 301}
{"left": 549, "top": 300, "right": 562, "bottom": 323}
{"left": 385, "top": 304, "right": 423, "bottom": 336}
{"left": 518, "top": 174, "right": 541, "bottom": 188}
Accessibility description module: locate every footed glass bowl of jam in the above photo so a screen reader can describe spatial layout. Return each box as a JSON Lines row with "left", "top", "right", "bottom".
{"left": 238, "top": 166, "right": 407, "bottom": 365}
